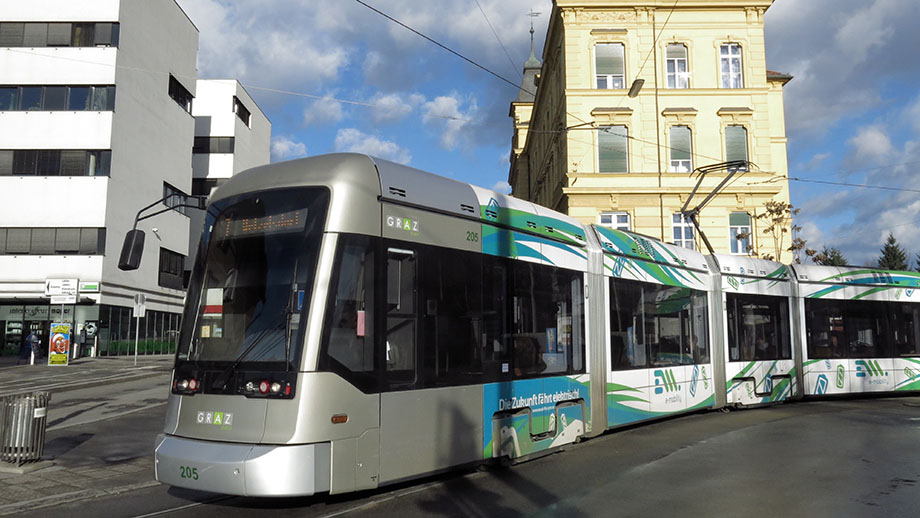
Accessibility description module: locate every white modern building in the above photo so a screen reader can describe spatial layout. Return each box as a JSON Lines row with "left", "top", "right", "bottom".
{"left": 0, "top": 1, "right": 269, "bottom": 359}
{"left": 186, "top": 79, "right": 271, "bottom": 275}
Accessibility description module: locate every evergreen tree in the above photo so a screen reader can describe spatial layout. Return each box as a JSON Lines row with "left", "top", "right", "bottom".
{"left": 813, "top": 246, "right": 848, "bottom": 266}
{"left": 877, "top": 233, "right": 908, "bottom": 270}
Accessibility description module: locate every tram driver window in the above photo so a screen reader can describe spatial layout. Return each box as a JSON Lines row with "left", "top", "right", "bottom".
{"left": 322, "top": 237, "right": 375, "bottom": 387}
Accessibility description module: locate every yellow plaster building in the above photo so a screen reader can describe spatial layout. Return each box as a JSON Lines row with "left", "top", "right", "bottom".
{"left": 509, "top": 0, "right": 793, "bottom": 261}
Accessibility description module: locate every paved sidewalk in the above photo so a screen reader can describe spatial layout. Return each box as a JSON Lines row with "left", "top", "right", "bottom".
{"left": 0, "top": 354, "right": 174, "bottom": 397}
{"left": 0, "top": 354, "right": 175, "bottom": 515}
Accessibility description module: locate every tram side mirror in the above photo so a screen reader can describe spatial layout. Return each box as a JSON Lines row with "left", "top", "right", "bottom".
{"left": 118, "top": 230, "right": 146, "bottom": 270}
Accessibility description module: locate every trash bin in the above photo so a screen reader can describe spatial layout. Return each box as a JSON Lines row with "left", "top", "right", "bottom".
{"left": 0, "top": 392, "right": 51, "bottom": 466}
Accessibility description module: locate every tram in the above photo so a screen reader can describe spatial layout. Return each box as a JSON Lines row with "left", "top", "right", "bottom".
{"left": 129, "top": 153, "right": 920, "bottom": 497}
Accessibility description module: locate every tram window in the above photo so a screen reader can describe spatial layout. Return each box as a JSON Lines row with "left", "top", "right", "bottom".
{"left": 609, "top": 278, "right": 708, "bottom": 369}
{"left": 386, "top": 247, "right": 417, "bottom": 388}
{"left": 726, "top": 293, "right": 790, "bottom": 361}
{"left": 805, "top": 299, "right": 845, "bottom": 359}
{"left": 511, "top": 263, "right": 584, "bottom": 379}
{"left": 321, "top": 236, "right": 376, "bottom": 390}
{"left": 609, "top": 278, "right": 647, "bottom": 369}
{"left": 890, "top": 303, "right": 920, "bottom": 356}
{"left": 844, "top": 301, "right": 888, "bottom": 358}
{"left": 420, "top": 247, "right": 484, "bottom": 386}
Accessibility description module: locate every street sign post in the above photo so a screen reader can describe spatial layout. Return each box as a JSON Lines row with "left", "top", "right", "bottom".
{"left": 133, "top": 294, "right": 146, "bottom": 366}
{"left": 46, "top": 278, "right": 78, "bottom": 304}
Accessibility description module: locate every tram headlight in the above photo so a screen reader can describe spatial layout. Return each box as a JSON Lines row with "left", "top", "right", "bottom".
{"left": 177, "top": 379, "right": 189, "bottom": 390}
{"left": 270, "top": 382, "right": 282, "bottom": 394}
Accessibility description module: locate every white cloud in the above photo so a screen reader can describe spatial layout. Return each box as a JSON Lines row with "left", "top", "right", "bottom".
{"left": 765, "top": 0, "right": 918, "bottom": 139}
{"left": 491, "top": 180, "right": 511, "bottom": 194}
{"left": 422, "top": 95, "right": 478, "bottom": 150}
{"left": 368, "top": 92, "right": 423, "bottom": 123}
{"left": 177, "top": 0, "right": 350, "bottom": 89}
{"left": 270, "top": 136, "right": 307, "bottom": 162}
{"left": 846, "top": 125, "right": 894, "bottom": 166}
{"left": 803, "top": 152, "right": 830, "bottom": 171}
{"left": 303, "top": 96, "right": 345, "bottom": 126}
{"left": 334, "top": 128, "right": 411, "bottom": 164}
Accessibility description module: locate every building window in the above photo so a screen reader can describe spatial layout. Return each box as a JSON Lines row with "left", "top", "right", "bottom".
{"left": 598, "top": 125, "right": 628, "bottom": 173}
{"left": 163, "top": 183, "right": 189, "bottom": 216}
{"left": 0, "top": 228, "right": 105, "bottom": 255}
{"left": 595, "top": 43, "right": 625, "bottom": 89}
{"left": 168, "top": 75, "right": 193, "bottom": 114}
{"left": 725, "top": 125, "right": 748, "bottom": 165}
{"left": 233, "top": 96, "right": 251, "bottom": 126}
{"left": 192, "top": 136, "right": 235, "bottom": 154}
{"left": 720, "top": 43, "right": 743, "bottom": 88}
{"left": 0, "top": 22, "right": 119, "bottom": 47}
{"left": 672, "top": 214, "right": 695, "bottom": 250}
{"left": 0, "top": 85, "right": 115, "bottom": 111}
{"left": 666, "top": 43, "right": 689, "bottom": 88}
{"left": 0, "top": 150, "right": 111, "bottom": 176}
{"left": 669, "top": 125, "right": 692, "bottom": 173}
{"left": 599, "top": 212, "right": 630, "bottom": 231}
{"left": 158, "top": 248, "right": 185, "bottom": 290}
{"left": 192, "top": 178, "right": 220, "bottom": 197}
{"left": 730, "top": 212, "right": 752, "bottom": 255}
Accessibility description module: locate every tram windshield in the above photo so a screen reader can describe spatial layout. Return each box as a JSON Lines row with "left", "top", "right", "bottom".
{"left": 177, "top": 187, "right": 329, "bottom": 368}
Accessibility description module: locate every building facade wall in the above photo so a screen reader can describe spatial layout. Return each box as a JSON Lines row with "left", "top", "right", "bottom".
{"left": 0, "top": 0, "right": 199, "bottom": 357}
{"left": 185, "top": 79, "right": 270, "bottom": 272}
{"left": 512, "top": 0, "right": 793, "bottom": 262}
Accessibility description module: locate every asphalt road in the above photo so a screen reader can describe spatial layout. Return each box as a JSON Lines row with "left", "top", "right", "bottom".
{"left": 17, "top": 392, "right": 920, "bottom": 518}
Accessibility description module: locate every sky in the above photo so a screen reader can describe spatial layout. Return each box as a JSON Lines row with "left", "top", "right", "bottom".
{"left": 175, "top": 0, "right": 920, "bottom": 267}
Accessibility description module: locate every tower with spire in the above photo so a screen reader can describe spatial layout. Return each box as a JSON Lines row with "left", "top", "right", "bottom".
{"left": 508, "top": 14, "right": 542, "bottom": 196}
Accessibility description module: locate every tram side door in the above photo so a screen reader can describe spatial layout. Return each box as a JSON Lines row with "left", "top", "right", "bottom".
{"left": 378, "top": 246, "right": 423, "bottom": 484}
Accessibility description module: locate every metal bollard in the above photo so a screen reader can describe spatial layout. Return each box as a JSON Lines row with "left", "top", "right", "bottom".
{"left": 0, "top": 392, "right": 51, "bottom": 467}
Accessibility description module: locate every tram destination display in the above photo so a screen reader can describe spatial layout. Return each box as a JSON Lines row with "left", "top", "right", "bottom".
{"left": 214, "top": 207, "right": 308, "bottom": 241}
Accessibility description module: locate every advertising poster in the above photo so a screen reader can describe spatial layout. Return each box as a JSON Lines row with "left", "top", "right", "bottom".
{"left": 48, "top": 322, "right": 72, "bottom": 366}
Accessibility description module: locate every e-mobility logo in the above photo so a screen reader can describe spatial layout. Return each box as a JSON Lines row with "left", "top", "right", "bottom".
{"left": 836, "top": 364, "right": 846, "bottom": 389}
{"left": 814, "top": 374, "right": 829, "bottom": 395}
{"left": 855, "top": 360, "right": 886, "bottom": 377}
{"left": 654, "top": 369, "right": 678, "bottom": 394}
{"left": 856, "top": 360, "right": 889, "bottom": 385}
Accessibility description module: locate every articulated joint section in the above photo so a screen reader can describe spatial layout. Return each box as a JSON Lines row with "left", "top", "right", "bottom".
{"left": 154, "top": 435, "right": 331, "bottom": 496}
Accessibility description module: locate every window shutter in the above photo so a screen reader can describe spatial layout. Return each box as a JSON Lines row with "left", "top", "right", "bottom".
{"left": 79, "top": 228, "right": 99, "bottom": 255}
{"left": 22, "top": 23, "right": 48, "bottom": 47}
{"left": 55, "top": 228, "right": 81, "bottom": 252}
{"left": 6, "top": 229, "right": 31, "bottom": 254}
{"left": 599, "top": 126, "right": 628, "bottom": 173}
{"left": 47, "top": 23, "right": 71, "bottom": 46}
{"left": 725, "top": 126, "right": 747, "bottom": 162}
{"left": 0, "top": 23, "right": 24, "bottom": 47}
{"left": 666, "top": 43, "right": 686, "bottom": 60}
{"left": 729, "top": 212, "right": 751, "bottom": 226}
{"left": 670, "top": 126, "right": 691, "bottom": 161}
{"left": 0, "top": 151, "right": 13, "bottom": 175}
{"left": 94, "top": 23, "right": 113, "bottom": 46}
{"left": 595, "top": 44, "right": 624, "bottom": 75}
